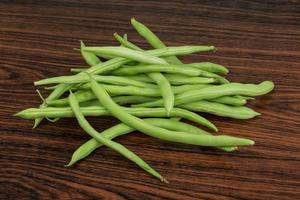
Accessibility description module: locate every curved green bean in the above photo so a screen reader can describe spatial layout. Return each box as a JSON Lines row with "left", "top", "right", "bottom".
{"left": 80, "top": 41, "right": 101, "bottom": 66}
{"left": 68, "top": 91, "right": 167, "bottom": 182}
{"left": 131, "top": 18, "right": 182, "bottom": 64}
{"left": 188, "top": 62, "right": 229, "bottom": 74}
{"left": 114, "top": 33, "right": 143, "bottom": 51}
{"left": 67, "top": 118, "right": 236, "bottom": 166}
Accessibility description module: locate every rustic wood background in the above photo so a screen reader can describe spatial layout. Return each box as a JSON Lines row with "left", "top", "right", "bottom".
{"left": 1, "top": 0, "right": 300, "bottom": 199}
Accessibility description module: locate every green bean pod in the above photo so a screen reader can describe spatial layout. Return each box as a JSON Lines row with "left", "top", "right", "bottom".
{"left": 67, "top": 118, "right": 236, "bottom": 166}
{"left": 114, "top": 33, "right": 143, "bottom": 51}
{"left": 180, "top": 101, "right": 260, "bottom": 119}
{"left": 68, "top": 91, "right": 167, "bottom": 183}
{"left": 188, "top": 62, "right": 229, "bottom": 74}
{"left": 131, "top": 18, "right": 183, "bottom": 64}
{"left": 80, "top": 41, "right": 101, "bottom": 66}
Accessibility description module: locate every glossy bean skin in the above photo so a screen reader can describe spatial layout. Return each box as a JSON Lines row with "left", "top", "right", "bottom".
{"left": 80, "top": 41, "right": 101, "bottom": 66}
{"left": 15, "top": 106, "right": 217, "bottom": 131}
{"left": 89, "top": 77, "right": 253, "bottom": 147}
{"left": 68, "top": 92, "right": 166, "bottom": 182}
{"left": 133, "top": 81, "right": 274, "bottom": 107}
{"left": 67, "top": 118, "right": 236, "bottom": 166}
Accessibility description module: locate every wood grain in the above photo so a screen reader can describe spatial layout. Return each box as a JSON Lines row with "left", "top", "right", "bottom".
{"left": 1, "top": 0, "right": 300, "bottom": 199}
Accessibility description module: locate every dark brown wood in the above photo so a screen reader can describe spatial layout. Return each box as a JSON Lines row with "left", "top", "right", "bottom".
{"left": 1, "top": 1, "right": 300, "bottom": 199}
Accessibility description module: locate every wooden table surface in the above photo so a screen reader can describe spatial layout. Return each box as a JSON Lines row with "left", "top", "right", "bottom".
{"left": 1, "top": 1, "right": 300, "bottom": 199}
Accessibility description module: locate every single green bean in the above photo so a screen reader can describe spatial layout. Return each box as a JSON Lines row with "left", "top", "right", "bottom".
{"left": 68, "top": 91, "right": 167, "bottom": 182}
{"left": 210, "top": 96, "right": 247, "bottom": 106}
{"left": 80, "top": 41, "right": 101, "bottom": 66}
{"left": 180, "top": 101, "right": 260, "bottom": 119}
{"left": 131, "top": 18, "right": 182, "bottom": 64}
{"left": 67, "top": 118, "right": 236, "bottom": 166}
{"left": 114, "top": 33, "right": 143, "bottom": 51}
{"left": 133, "top": 81, "right": 274, "bottom": 107}
{"left": 70, "top": 68, "right": 86, "bottom": 73}
{"left": 187, "top": 62, "right": 229, "bottom": 74}
{"left": 15, "top": 106, "right": 217, "bottom": 131}
{"left": 89, "top": 76, "right": 253, "bottom": 146}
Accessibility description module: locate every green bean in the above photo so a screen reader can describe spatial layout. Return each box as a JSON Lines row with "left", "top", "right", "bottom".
{"left": 131, "top": 18, "right": 182, "bottom": 64}
{"left": 90, "top": 76, "right": 254, "bottom": 146}
{"left": 47, "top": 86, "right": 160, "bottom": 106}
{"left": 84, "top": 46, "right": 169, "bottom": 65}
{"left": 46, "top": 84, "right": 211, "bottom": 107}
{"left": 16, "top": 106, "right": 217, "bottom": 131}
{"left": 35, "top": 74, "right": 156, "bottom": 88}
{"left": 114, "top": 33, "right": 143, "bottom": 51}
{"left": 110, "top": 64, "right": 209, "bottom": 77}
{"left": 180, "top": 101, "right": 260, "bottom": 119}
{"left": 70, "top": 68, "right": 86, "bottom": 73}
{"left": 80, "top": 41, "right": 101, "bottom": 66}
{"left": 77, "top": 81, "right": 156, "bottom": 90}
{"left": 133, "top": 81, "right": 274, "bottom": 107}
{"left": 33, "top": 83, "right": 72, "bottom": 128}
{"left": 67, "top": 118, "right": 236, "bottom": 167}
{"left": 188, "top": 62, "right": 229, "bottom": 74}
{"left": 68, "top": 91, "right": 167, "bottom": 182}
{"left": 210, "top": 96, "right": 247, "bottom": 106}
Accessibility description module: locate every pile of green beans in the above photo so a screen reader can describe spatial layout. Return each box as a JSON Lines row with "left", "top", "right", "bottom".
{"left": 15, "top": 18, "right": 274, "bottom": 183}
